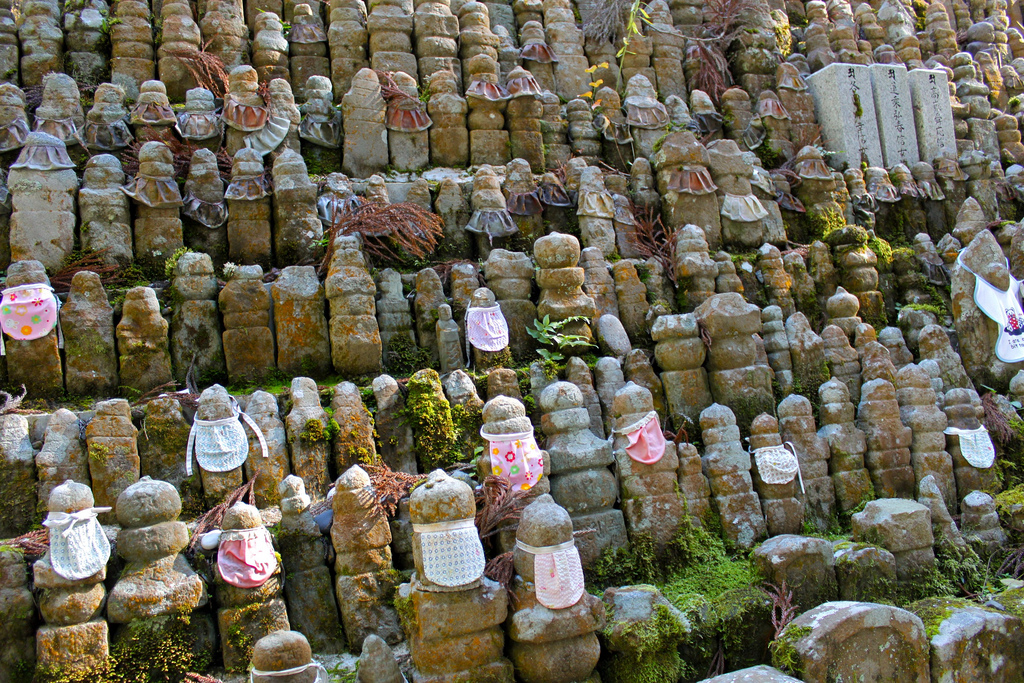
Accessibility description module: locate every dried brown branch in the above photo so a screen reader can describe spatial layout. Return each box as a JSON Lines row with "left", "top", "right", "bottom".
{"left": 763, "top": 580, "right": 798, "bottom": 638}
{"left": 184, "top": 674, "right": 225, "bottom": 683}
{"left": 321, "top": 201, "right": 445, "bottom": 270}
{"left": 0, "top": 385, "right": 27, "bottom": 415}
{"left": 375, "top": 70, "right": 418, "bottom": 103}
{"left": 485, "top": 551, "right": 516, "bottom": 606}
{"left": 998, "top": 543, "right": 1024, "bottom": 578}
{"left": 626, "top": 203, "right": 678, "bottom": 285}
{"left": 582, "top": 0, "right": 632, "bottom": 44}
{"left": 49, "top": 251, "right": 124, "bottom": 293}
{"left": 0, "top": 528, "right": 49, "bottom": 558}
{"left": 365, "top": 463, "right": 428, "bottom": 518}
{"left": 982, "top": 392, "right": 1015, "bottom": 447}
{"left": 686, "top": 41, "right": 732, "bottom": 104}
{"left": 475, "top": 475, "right": 534, "bottom": 547}
{"left": 188, "top": 478, "right": 257, "bottom": 548}
{"left": 132, "top": 383, "right": 200, "bottom": 412}
{"left": 164, "top": 40, "right": 230, "bottom": 99}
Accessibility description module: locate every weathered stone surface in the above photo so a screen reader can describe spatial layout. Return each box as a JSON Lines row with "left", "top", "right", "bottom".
{"left": 35, "top": 409, "right": 88, "bottom": 511}
{"left": 0, "top": 550, "right": 36, "bottom": 682}
{"left": 170, "top": 251, "right": 224, "bottom": 383}
{"left": 194, "top": 384, "right": 243, "bottom": 505}
{"left": 62, "top": 271, "right": 118, "bottom": 396}
{"left": 703, "top": 666, "right": 802, "bottom": 682}
{"left": 833, "top": 542, "right": 897, "bottom": 603}
{"left": 700, "top": 403, "right": 766, "bottom": 550}
{"left": 273, "top": 266, "right": 332, "bottom": 378}
{"left": 851, "top": 499, "right": 935, "bottom": 580}
{"left": 116, "top": 287, "right": 173, "bottom": 396}
{"left": 753, "top": 535, "right": 838, "bottom": 612}
{"left": 137, "top": 397, "right": 194, "bottom": 501}
{"left": 243, "top": 391, "right": 291, "bottom": 508}
{"left": 107, "top": 477, "right": 207, "bottom": 623}
{"left": 215, "top": 502, "right": 289, "bottom": 671}
{"left": 277, "top": 476, "right": 345, "bottom": 653}
{"left": 540, "top": 381, "right": 626, "bottom": 566}
{"left": 85, "top": 399, "right": 138, "bottom": 523}
{"left": 599, "top": 585, "right": 691, "bottom": 683}
{"left": 908, "top": 598, "right": 1024, "bottom": 683}
{"left": 695, "top": 293, "right": 774, "bottom": 432}
{"left": 507, "top": 494, "right": 604, "bottom": 683}
{"left": 326, "top": 236, "right": 382, "bottom": 377}
{"left": 286, "top": 376, "right": 331, "bottom": 499}
{"left": 219, "top": 265, "right": 276, "bottom": 385}
{"left": 748, "top": 413, "right": 803, "bottom": 537}
{"left": 778, "top": 602, "right": 929, "bottom": 683}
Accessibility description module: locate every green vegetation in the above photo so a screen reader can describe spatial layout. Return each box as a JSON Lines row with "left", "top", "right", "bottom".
{"left": 404, "top": 369, "right": 464, "bottom": 470}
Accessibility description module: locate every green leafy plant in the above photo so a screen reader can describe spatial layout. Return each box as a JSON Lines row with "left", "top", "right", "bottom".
{"left": 527, "top": 315, "right": 595, "bottom": 363}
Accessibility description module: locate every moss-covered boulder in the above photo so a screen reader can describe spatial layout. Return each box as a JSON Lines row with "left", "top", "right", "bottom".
{"left": 599, "top": 585, "right": 692, "bottom": 683}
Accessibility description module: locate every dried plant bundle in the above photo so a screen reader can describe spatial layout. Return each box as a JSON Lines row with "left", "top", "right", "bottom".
{"left": 323, "top": 201, "right": 444, "bottom": 267}
{"left": 626, "top": 203, "right": 678, "bottom": 285}
{"left": 164, "top": 41, "right": 230, "bottom": 99}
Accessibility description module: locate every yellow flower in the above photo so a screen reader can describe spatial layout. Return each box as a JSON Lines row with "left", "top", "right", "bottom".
{"left": 581, "top": 91, "right": 593, "bottom": 99}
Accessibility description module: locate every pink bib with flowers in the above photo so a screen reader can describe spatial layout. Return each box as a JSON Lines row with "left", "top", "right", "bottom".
{"left": 483, "top": 428, "right": 544, "bottom": 491}
{"left": 1, "top": 284, "right": 58, "bottom": 341}
{"left": 217, "top": 527, "right": 277, "bottom": 588}
{"left": 619, "top": 412, "right": 666, "bottom": 464}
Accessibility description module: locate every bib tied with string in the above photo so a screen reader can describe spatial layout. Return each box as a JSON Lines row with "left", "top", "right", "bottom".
{"left": 944, "top": 426, "right": 996, "bottom": 468}
{"left": 752, "top": 442, "right": 805, "bottom": 492}
{"left": 217, "top": 526, "right": 278, "bottom": 588}
{"left": 465, "top": 304, "right": 509, "bottom": 356}
{"left": 187, "top": 397, "right": 268, "bottom": 475}
{"left": 517, "top": 538, "right": 585, "bottom": 609}
{"left": 482, "top": 427, "right": 545, "bottom": 491}
{"left": 250, "top": 661, "right": 330, "bottom": 683}
{"left": 413, "top": 518, "right": 485, "bottom": 587}
{"left": 956, "top": 253, "right": 1024, "bottom": 363}
{"left": 42, "top": 507, "right": 112, "bottom": 580}
{"left": 615, "top": 411, "right": 666, "bottom": 464}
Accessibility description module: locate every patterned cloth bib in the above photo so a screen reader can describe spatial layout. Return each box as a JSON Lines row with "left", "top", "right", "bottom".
{"left": 217, "top": 526, "right": 278, "bottom": 588}
{"left": 616, "top": 411, "right": 666, "bottom": 464}
{"left": 944, "top": 426, "right": 996, "bottom": 469}
{"left": 413, "top": 518, "right": 486, "bottom": 588}
{"left": 753, "top": 442, "right": 804, "bottom": 492}
{"left": 465, "top": 305, "right": 510, "bottom": 355}
{"left": 250, "top": 661, "right": 332, "bottom": 683}
{"left": 42, "top": 507, "right": 112, "bottom": 581}
{"left": 482, "top": 428, "right": 544, "bottom": 491}
{"left": 957, "top": 253, "right": 1024, "bottom": 363}
{"left": 518, "top": 538, "right": 585, "bottom": 610}
{"left": 186, "top": 398, "right": 268, "bottom": 475}
{"left": 0, "top": 283, "right": 61, "bottom": 354}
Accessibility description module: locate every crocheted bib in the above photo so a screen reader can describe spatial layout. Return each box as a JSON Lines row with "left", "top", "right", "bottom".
{"left": 414, "top": 518, "right": 486, "bottom": 588}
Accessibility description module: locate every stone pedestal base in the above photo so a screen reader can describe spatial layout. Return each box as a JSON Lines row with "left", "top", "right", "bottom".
{"left": 36, "top": 620, "right": 109, "bottom": 675}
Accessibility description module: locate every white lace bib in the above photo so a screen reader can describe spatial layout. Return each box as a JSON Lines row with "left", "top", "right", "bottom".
{"left": 517, "top": 538, "right": 585, "bottom": 610}
{"left": 753, "top": 442, "right": 805, "bottom": 491}
{"left": 187, "top": 398, "right": 268, "bottom": 475}
{"left": 944, "top": 426, "right": 996, "bottom": 469}
{"left": 413, "top": 517, "right": 485, "bottom": 588}
{"left": 42, "top": 507, "right": 112, "bottom": 580}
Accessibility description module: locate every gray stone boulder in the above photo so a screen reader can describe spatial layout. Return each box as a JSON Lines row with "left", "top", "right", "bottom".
{"left": 851, "top": 499, "right": 935, "bottom": 581}
{"left": 908, "top": 598, "right": 1024, "bottom": 683}
{"left": 752, "top": 535, "right": 838, "bottom": 613}
{"left": 703, "top": 666, "right": 802, "bottom": 682}
{"left": 773, "top": 602, "right": 929, "bottom": 682}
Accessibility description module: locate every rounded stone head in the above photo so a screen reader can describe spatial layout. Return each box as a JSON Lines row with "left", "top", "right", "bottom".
{"left": 229, "top": 65, "right": 260, "bottom": 93}
{"left": 139, "top": 140, "right": 174, "bottom": 166}
{"left": 48, "top": 480, "right": 95, "bottom": 514}
{"left": 534, "top": 231, "right": 581, "bottom": 269}
{"left": 304, "top": 75, "right": 333, "bottom": 102}
{"left": 251, "top": 631, "right": 312, "bottom": 676}
{"left": 223, "top": 501, "right": 263, "bottom": 530}
{"left": 84, "top": 153, "right": 125, "bottom": 186}
{"left": 539, "top": 381, "right": 584, "bottom": 413}
{"left": 470, "top": 287, "right": 496, "bottom": 307}
{"left": 410, "top": 469, "right": 476, "bottom": 523}
{"left": 184, "top": 88, "right": 216, "bottom": 112}
{"left": 116, "top": 477, "right": 183, "bottom": 528}
{"left": 254, "top": 11, "right": 284, "bottom": 32}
